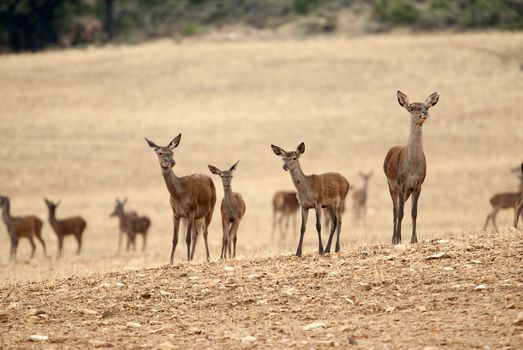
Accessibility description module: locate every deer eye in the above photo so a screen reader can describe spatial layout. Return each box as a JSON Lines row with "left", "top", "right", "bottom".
{"left": 158, "top": 152, "right": 163, "bottom": 156}
{"left": 293, "top": 157, "right": 297, "bottom": 160}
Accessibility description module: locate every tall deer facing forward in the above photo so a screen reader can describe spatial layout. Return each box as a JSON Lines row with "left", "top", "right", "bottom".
{"left": 384, "top": 91, "right": 439, "bottom": 244}
{"left": 146, "top": 134, "right": 216, "bottom": 263}
{"left": 44, "top": 198, "right": 87, "bottom": 256}
{"left": 271, "top": 143, "right": 350, "bottom": 256}
{"left": 208, "top": 161, "right": 246, "bottom": 259}
{"left": 0, "top": 196, "right": 46, "bottom": 260}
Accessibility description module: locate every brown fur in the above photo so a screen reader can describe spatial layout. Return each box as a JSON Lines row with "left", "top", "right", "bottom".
{"left": 272, "top": 191, "right": 300, "bottom": 240}
{"left": 0, "top": 196, "right": 46, "bottom": 260}
{"left": 110, "top": 198, "right": 150, "bottom": 252}
{"left": 44, "top": 198, "right": 87, "bottom": 256}
{"left": 383, "top": 91, "right": 439, "bottom": 244}
{"left": 516, "top": 163, "right": 523, "bottom": 228}
{"left": 146, "top": 134, "right": 216, "bottom": 263}
{"left": 351, "top": 171, "right": 373, "bottom": 226}
{"left": 209, "top": 161, "right": 246, "bottom": 259}
{"left": 271, "top": 143, "right": 350, "bottom": 256}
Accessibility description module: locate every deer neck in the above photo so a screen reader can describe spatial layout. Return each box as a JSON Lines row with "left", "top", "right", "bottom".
{"left": 48, "top": 209, "right": 58, "bottom": 227}
{"left": 161, "top": 168, "right": 183, "bottom": 198}
{"left": 1, "top": 202, "right": 12, "bottom": 227}
{"left": 289, "top": 164, "right": 309, "bottom": 193}
{"left": 223, "top": 184, "right": 234, "bottom": 202}
{"left": 406, "top": 122, "right": 425, "bottom": 165}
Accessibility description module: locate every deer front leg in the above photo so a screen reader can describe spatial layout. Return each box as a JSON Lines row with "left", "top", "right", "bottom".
{"left": 29, "top": 237, "right": 36, "bottom": 259}
{"left": 118, "top": 231, "right": 123, "bottom": 253}
{"left": 170, "top": 216, "right": 180, "bottom": 264}
{"left": 515, "top": 198, "right": 523, "bottom": 228}
{"left": 221, "top": 219, "right": 229, "bottom": 259}
{"left": 75, "top": 233, "right": 82, "bottom": 254}
{"left": 314, "top": 205, "right": 324, "bottom": 255}
{"left": 411, "top": 189, "right": 421, "bottom": 243}
{"left": 10, "top": 237, "right": 18, "bottom": 261}
{"left": 230, "top": 219, "right": 240, "bottom": 258}
{"left": 394, "top": 192, "right": 405, "bottom": 245}
{"left": 295, "top": 207, "right": 309, "bottom": 257}
{"left": 388, "top": 186, "right": 398, "bottom": 244}
{"left": 324, "top": 207, "right": 337, "bottom": 253}
{"left": 335, "top": 205, "right": 343, "bottom": 252}
{"left": 188, "top": 215, "right": 198, "bottom": 261}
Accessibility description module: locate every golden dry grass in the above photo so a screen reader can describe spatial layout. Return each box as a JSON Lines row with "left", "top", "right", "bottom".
{"left": 0, "top": 32, "right": 522, "bottom": 284}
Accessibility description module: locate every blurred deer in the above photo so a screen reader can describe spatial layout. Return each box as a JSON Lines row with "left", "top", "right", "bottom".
{"left": 484, "top": 165, "right": 523, "bottom": 231}
{"left": 271, "top": 142, "right": 350, "bottom": 256}
{"left": 384, "top": 91, "right": 439, "bottom": 244}
{"left": 110, "top": 198, "right": 151, "bottom": 252}
{"left": 271, "top": 191, "right": 299, "bottom": 241}
{"left": 352, "top": 171, "right": 373, "bottom": 226}
{"left": 146, "top": 134, "right": 216, "bottom": 263}
{"left": 0, "top": 196, "right": 46, "bottom": 260}
{"left": 209, "top": 161, "right": 246, "bottom": 259}
{"left": 515, "top": 163, "right": 523, "bottom": 229}
{"left": 44, "top": 198, "right": 87, "bottom": 256}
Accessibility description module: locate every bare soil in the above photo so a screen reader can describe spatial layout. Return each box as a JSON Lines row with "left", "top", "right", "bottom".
{"left": 1, "top": 228, "right": 521, "bottom": 349}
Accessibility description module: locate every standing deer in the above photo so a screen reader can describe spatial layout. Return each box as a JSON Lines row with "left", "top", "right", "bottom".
{"left": 271, "top": 143, "right": 350, "bottom": 256}
{"left": 208, "top": 161, "right": 246, "bottom": 259}
{"left": 110, "top": 198, "right": 151, "bottom": 252}
{"left": 44, "top": 198, "right": 87, "bottom": 256}
{"left": 0, "top": 196, "right": 46, "bottom": 260}
{"left": 352, "top": 171, "right": 373, "bottom": 226}
{"left": 145, "top": 134, "right": 216, "bottom": 263}
{"left": 271, "top": 191, "right": 299, "bottom": 241}
{"left": 515, "top": 163, "right": 523, "bottom": 229}
{"left": 384, "top": 91, "right": 439, "bottom": 244}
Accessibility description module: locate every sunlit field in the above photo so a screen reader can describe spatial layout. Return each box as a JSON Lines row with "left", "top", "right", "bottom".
{"left": 0, "top": 32, "right": 522, "bottom": 284}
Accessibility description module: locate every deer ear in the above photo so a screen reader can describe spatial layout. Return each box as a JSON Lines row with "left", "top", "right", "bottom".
{"left": 145, "top": 138, "right": 158, "bottom": 149}
{"left": 397, "top": 90, "right": 410, "bottom": 109}
{"left": 229, "top": 160, "right": 239, "bottom": 173}
{"left": 296, "top": 142, "right": 305, "bottom": 155}
{"left": 271, "top": 144, "right": 285, "bottom": 156}
{"left": 168, "top": 134, "right": 182, "bottom": 150}
{"left": 425, "top": 92, "right": 439, "bottom": 107}
{"left": 208, "top": 165, "right": 221, "bottom": 175}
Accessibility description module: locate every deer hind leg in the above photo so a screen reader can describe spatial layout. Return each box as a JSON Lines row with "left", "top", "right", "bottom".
{"left": 29, "top": 237, "right": 36, "bottom": 259}
{"left": 394, "top": 192, "right": 406, "bottom": 245}
{"left": 514, "top": 198, "right": 523, "bottom": 228}
{"left": 188, "top": 216, "right": 199, "bottom": 261}
{"left": 314, "top": 205, "right": 324, "bottom": 255}
{"left": 118, "top": 231, "right": 123, "bottom": 253}
{"left": 295, "top": 207, "right": 309, "bottom": 257}
{"left": 483, "top": 207, "right": 496, "bottom": 230}
{"left": 388, "top": 186, "right": 399, "bottom": 244}
{"left": 229, "top": 219, "right": 240, "bottom": 258}
{"left": 231, "top": 221, "right": 239, "bottom": 258}
{"left": 335, "top": 205, "right": 343, "bottom": 252}
{"left": 57, "top": 236, "right": 64, "bottom": 258}
{"left": 411, "top": 189, "right": 421, "bottom": 244}
{"left": 324, "top": 207, "right": 337, "bottom": 253}
{"left": 10, "top": 237, "right": 18, "bottom": 261}
{"left": 170, "top": 216, "right": 180, "bottom": 264}
{"left": 491, "top": 207, "right": 501, "bottom": 232}
{"left": 201, "top": 221, "right": 210, "bottom": 262}
{"left": 75, "top": 233, "right": 82, "bottom": 255}
{"left": 142, "top": 232, "right": 147, "bottom": 252}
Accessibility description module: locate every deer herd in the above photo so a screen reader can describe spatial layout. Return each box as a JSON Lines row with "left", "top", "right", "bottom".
{"left": 1, "top": 91, "right": 522, "bottom": 263}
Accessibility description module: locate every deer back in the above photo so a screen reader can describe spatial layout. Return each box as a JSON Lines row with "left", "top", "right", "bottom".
{"left": 490, "top": 192, "right": 521, "bottom": 208}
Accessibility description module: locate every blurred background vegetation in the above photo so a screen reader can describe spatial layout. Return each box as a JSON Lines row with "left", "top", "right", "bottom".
{"left": 1, "top": 0, "right": 522, "bottom": 52}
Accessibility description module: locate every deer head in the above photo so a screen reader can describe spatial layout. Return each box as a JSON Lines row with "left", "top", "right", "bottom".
{"left": 145, "top": 134, "right": 182, "bottom": 171}
{"left": 359, "top": 171, "right": 373, "bottom": 181}
{"left": 208, "top": 161, "right": 239, "bottom": 187}
{"left": 271, "top": 143, "right": 305, "bottom": 171}
{"left": 397, "top": 91, "right": 439, "bottom": 126}
{"left": 110, "top": 198, "right": 127, "bottom": 218}
{"left": 0, "top": 196, "right": 7, "bottom": 208}
{"left": 44, "top": 198, "right": 60, "bottom": 213}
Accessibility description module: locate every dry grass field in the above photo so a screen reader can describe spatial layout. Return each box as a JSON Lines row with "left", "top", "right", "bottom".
{"left": 0, "top": 31, "right": 522, "bottom": 348}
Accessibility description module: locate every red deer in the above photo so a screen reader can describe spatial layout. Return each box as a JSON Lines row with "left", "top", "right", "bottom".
{"left": 271, "top": 191, "right": 299, "bottom": 241}
{"left": 44, "top": 198, "right": 87, "bottom": 256}
{"left": 146, "top": 134, "right": 216, "bottom": 263}
{"left": 384, "top": 91, "right": 439, "bottom": 244}
{"left": 352, "top": 171, "right": 373, "bottom": 226}
{"left": 208, "top": 161, "right": 246, "bottom": 259}
{"left": 271, "top": 143, "right": 350, "bottom": 256}
{"left": 0, "top": 196, "right": 46, "bottom": 260}
{"left": 110, "top": 198, "right": 151, "bottom": 252}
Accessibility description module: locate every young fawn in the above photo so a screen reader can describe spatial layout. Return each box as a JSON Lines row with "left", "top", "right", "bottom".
{"left": 0, "top": 196, "right": 46, "bottom": 260}
{"left": 352, "top": 171, "right": 373, "bottom": 226}
{"left": 110, "top": 198, "right": 151, "bottom": 252}
{"left": 272, "top": 190, "right": 299, "bottom": 241}
{"left": 146, "top": 134, "right": 216, "bottom": 263}
{"left": 384, "top": 91, "right": 439, "bottom": 244}
{"left": 208, "top": 161, "right": 246, "bottom": 259}
{"left": 44, "top": 198, "right": 87, "bottom": 256}
{"left": 271, "top": 142, "right": 350, "bottom": 256}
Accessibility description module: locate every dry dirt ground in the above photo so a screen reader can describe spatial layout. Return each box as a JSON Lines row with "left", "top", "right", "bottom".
{"left": 1, "top": 228, "right": 522, "bottom": 349}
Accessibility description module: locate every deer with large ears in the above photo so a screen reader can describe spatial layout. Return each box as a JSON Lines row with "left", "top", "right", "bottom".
{"left": 208, "top": 161, "right": 246, "bottom": 259}
{"left": 145, "top": 134, "right": 216, "bottom": 263}
{"left": 44, "top": 198, "right": 87, "bottom": 256}
{"left": 271, "top": 142, "right": 350, "bottom": 256}
{"left": 384, "top": 90, "right": 439, "bottom": 244}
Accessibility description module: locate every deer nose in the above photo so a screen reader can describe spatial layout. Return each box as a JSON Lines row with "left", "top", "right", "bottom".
{"left": 283, "top": 164, "right": 289, "bottom": 171}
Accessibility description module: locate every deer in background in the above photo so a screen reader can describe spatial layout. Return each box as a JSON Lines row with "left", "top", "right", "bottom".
{"left": 146, "top": 134, "right": 216, "bottom": 263}
{"left": 0, "top": 196, "right": 46, "bottom": 260}
{"left": 352, "top": 171, "right": 373, "bottom": 226}
{"left": 272, "top": 191, "right": 299, "bottom": 241}
{"left": 110, "top": 198, "right": 151, "bottom": 252}
{"left": 209, "top": 161, "right": 246, "bottom": 259}
{"left": 384, "top": 91, "right": 439, "bottom": 244}
{"left": 515, "top": 163, "right": 523, "bottom": 229}
{"left": 44, "top": 198, "right": 87, "bottom": 256}
{"left": 484, "top": 164, "right": 523, "bottom": 231}
{"left": 271, "top": 143, "right": 350, "bottom": 256}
